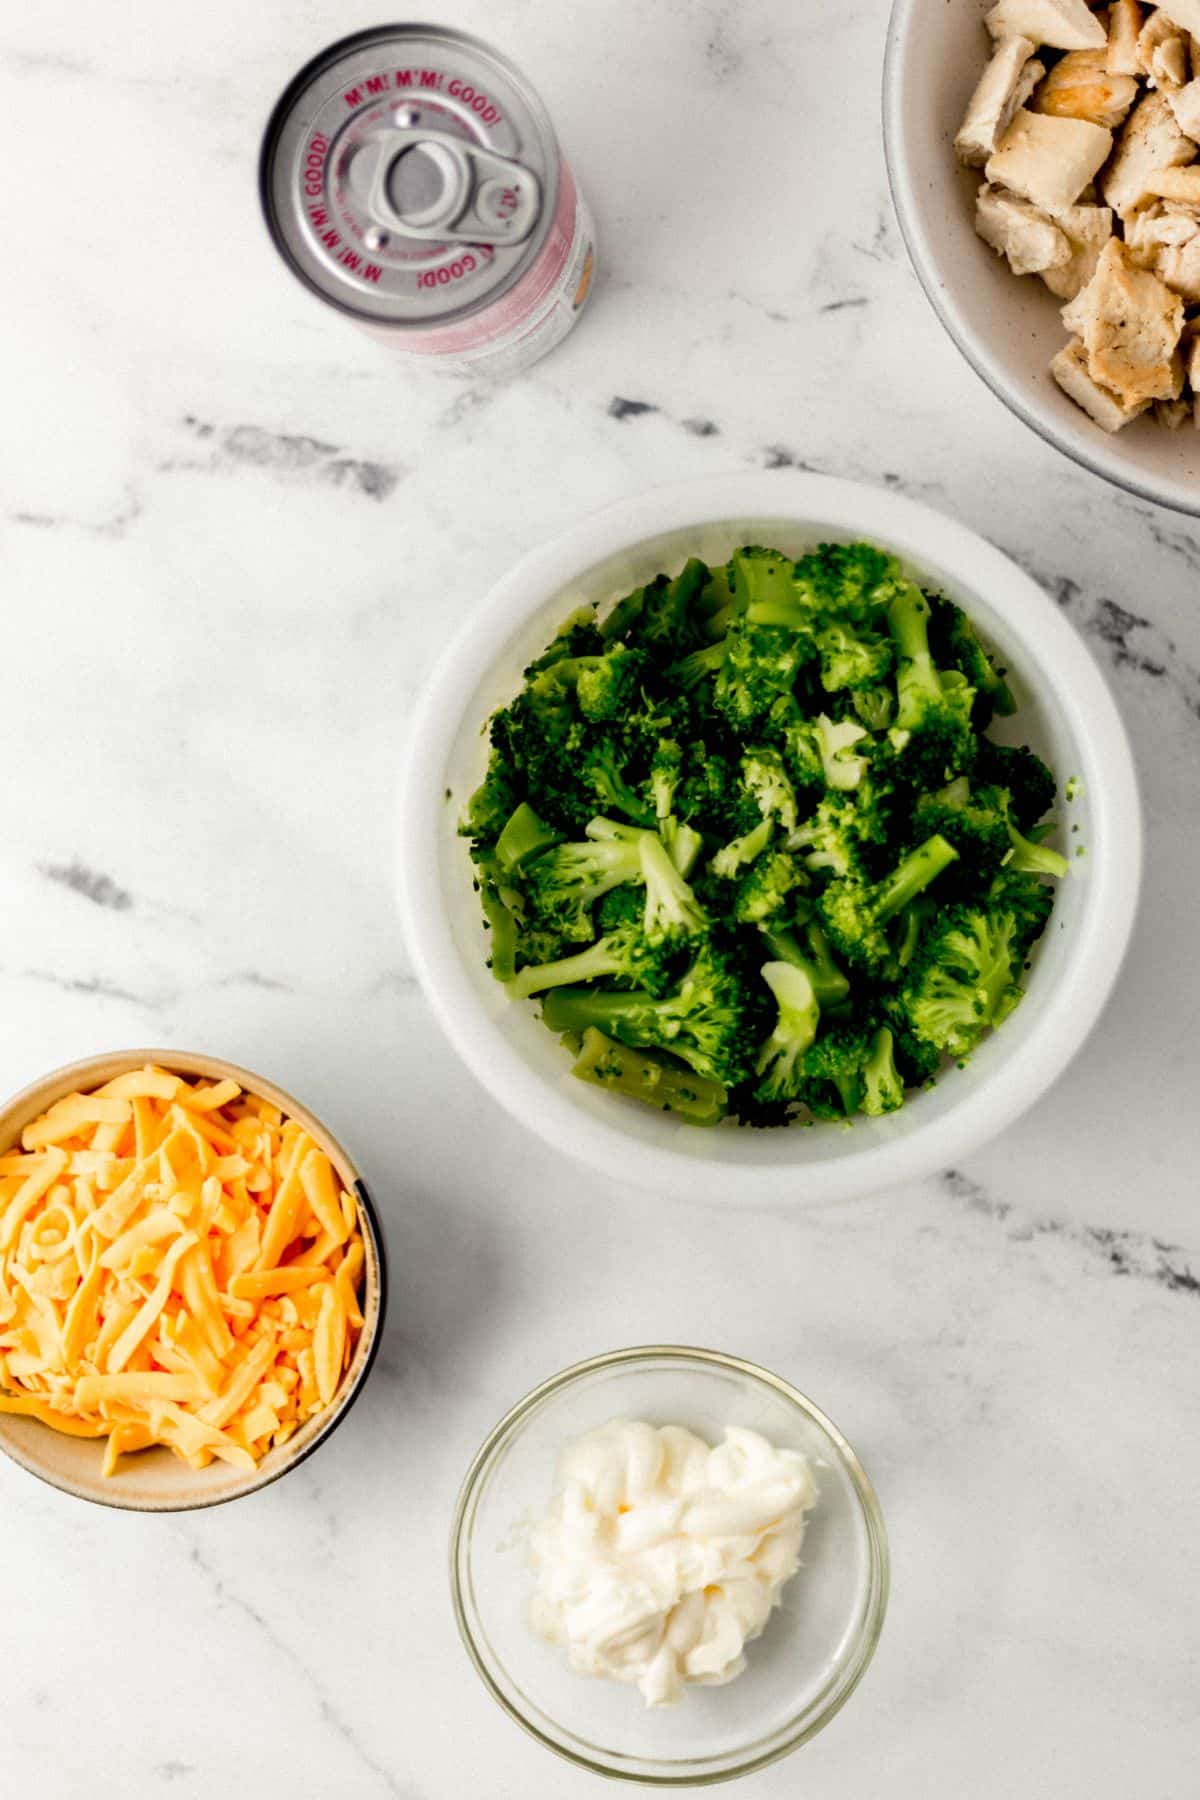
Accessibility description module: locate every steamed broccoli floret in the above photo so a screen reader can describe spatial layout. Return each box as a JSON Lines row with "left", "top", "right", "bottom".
{"left": 462, "top": 749, "right": 518, "bottom": 846}
{"left": 581, "top": 818, "right": 709, "bottom": 943}
{"left": 542, "top": 944, "right": 756, "bottom": 1087}
{"left": 818, "top": 834, "right": 959, "bottom": 972}
{"left": 851, "top": 684, "right": 895, "bottom": 733}
{"left": 910, "top": 778, "right": 1011, "bottom": 887}
{"left": 508, "top": 922, "right": 678, "bottom": 1001}
{"left": 785, "top": 712, "right": 872, "bottom": 792}
{"left": 989, "top": 864, "right": 1056, "bottom": 960}
{"left": 732, "top": 850, "right": 804, "bottom": 924}
{"left": 529, "top": 643, "right": 647, "bottom": 722}
{"left": 648, "top": 739, "right": 704, "bottom": 874}
{"left": 900, "top": 905, "right": 1024, "bottom": 1059}
{"left": 709, "top": 817, "right": 774, "bottom": 880}
{"left": 860, "top": 1026, "right": 906, "bottom": 1115}
{"left": 753, "top": 962, "right": 821, "bottom": 1104}
{"left": 714, "top": 623, "right": 811, "bottom": 726}
{"left": 814, "top": 621, "right": 894, "bottom": 694}
{"left": 638, "top": 558, "right": 710, "bottom": 660}
{"left": 972, "top": 740, "right": 1056, "bottom": 829}
{"left": 741, "top": 747, "right": 801, "bottom": 834}
{"left": 790, "top": 542, "right": 904, "bottom": 621}
{"left": 639, "top": 829, "right": 709, "bottom": 943}
{"left": 581, "top": 740, "right": 654, "bottom": 826}
{"left": 929, "top": 596, "right": 1015, "bottom": 726}
{"left": 522, "top": 824, "right": 645, "bottom": 942}
{"left": 790, "top": 777, "right": 892, "bottom": 879}
{"left": 797, "top": 1025, "right": 872, "bottom": 1119}
{"left": 886, "top": 582, "right": 976, "bottom": 785}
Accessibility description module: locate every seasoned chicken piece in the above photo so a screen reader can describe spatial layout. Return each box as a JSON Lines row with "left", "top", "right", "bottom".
{"left": 1040, "top": 201, "right": 1117, "bottom": 294}
{"left": 1107, "top": 0, "right": 1145, "bottom": 74}
{"left": 1137, "top": 8, "right": 1190, "bottom": 84}
{"left": 1061, "top": 236, "right": 1185, "bottom": 400}
{"left": 975, "top": 184, "right": 1072, "bottom": 271}
{"left": 1101, "top": 89, "right": 1197, "bottom": 214}
{"left": 1124, "top": 200, "right": 1200, "bottom": 249}
{"left": 986, "top": 109, "right": 1114, "bottom": 210}
{"left": 986, "top": 0, "right": 1106, "bottom": 48}
{"left": 1165, "top": 75, "right": 1200, "bottom": 131}
{"left": 956, "top": 37, "right": 1045, "bottom": 164}
{"left": 1153, "top": 0, "right": 1200, "bottom": 35}
{"left": 1152, "top": 231, "right": 1200, "bottom": 291}
{"left": 1144, "top": 163, "right": 1200, "bottom": 199}
{"left": 1050, "top": 337, "right": 1152, "bottom": 427}
{"left": 1032, "top": 48, "right": 1139, "bottom": 124}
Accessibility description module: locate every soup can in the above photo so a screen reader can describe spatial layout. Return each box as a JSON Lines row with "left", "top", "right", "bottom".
{"left": 259, "top": 25, "right": 597, "bottom": 378}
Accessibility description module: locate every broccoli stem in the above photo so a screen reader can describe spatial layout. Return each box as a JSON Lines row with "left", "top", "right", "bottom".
{"left": 495, "top": 803, "right": 560, "bottom": 875}
{"left": 570, "top": 1028, "right": 727, "bottom": 1124}
{"left": 887, "top": 582, "right": 941, "bottom": 723}
{"left": 507, "top": 935, "right": 632, "bottom": 1001}
{"left": 874, "top": 834, "right": 959, "bottom": 920}
{"left": 478, "top": 873, "right": 517, "bottom": 983}
{"left": 759, "top": 920, "right": 850, "bottom": 1006}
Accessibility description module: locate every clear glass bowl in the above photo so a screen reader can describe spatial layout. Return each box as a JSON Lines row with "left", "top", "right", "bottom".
{"left": 450, "top": 1346, "right": 889, "bottom": 1785}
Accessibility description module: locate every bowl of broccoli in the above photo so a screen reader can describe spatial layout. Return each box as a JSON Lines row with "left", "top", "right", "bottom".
{"left": 397, "top": 473, "right": 1140, "bottom": 1203}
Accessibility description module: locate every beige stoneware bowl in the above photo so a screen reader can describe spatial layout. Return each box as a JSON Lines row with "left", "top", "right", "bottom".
{"left": 884, "top": 0, "right": 1200, "bottom": 514}
{"left": 0, "top": 1049, "right": 387, "bottom": 1511}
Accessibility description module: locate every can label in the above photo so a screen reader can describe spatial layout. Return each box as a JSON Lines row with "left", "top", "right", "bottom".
{"left": 371, "top": 168, "right": 597, "bottom": 376}
{"left": 260, "top": 28, "right": 598, "bottom": 379}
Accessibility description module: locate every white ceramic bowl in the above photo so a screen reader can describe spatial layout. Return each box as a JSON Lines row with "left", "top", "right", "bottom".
{"left": 396, "top": 471, "right": 1141, "bottom": 1204}
{"left": 884, "top": 0, "right": 1200, "bottom": 515}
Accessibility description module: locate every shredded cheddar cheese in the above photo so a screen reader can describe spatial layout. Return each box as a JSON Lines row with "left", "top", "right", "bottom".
{"left": 0, "top": 1066, "right": 366, "bottom": 1477}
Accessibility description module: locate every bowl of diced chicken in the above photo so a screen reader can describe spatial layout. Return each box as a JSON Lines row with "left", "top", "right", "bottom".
{"left": 885, "top": 0, "right": 1200, "bottom": 513}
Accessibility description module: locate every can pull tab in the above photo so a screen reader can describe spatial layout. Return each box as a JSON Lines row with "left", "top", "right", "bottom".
{"left": 363, "top": 126, "right": 541, "bottom": 247}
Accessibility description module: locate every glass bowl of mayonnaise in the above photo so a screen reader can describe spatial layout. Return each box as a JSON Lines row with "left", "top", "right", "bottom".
{"left": 450, "top": 1345, "right": 888, "bottom": 1784}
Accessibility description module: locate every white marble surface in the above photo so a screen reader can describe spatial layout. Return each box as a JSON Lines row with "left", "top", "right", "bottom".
{"left": 2, "top": 2, "right": 1198, "bottom": 1794}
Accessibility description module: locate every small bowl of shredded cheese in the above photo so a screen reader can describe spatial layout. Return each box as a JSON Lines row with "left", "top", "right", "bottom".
{"left": 0, "top": 1049, "right": 386, "bottom": 1510}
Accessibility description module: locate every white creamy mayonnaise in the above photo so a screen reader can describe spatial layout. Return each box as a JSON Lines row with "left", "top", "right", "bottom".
{"left": 528, "top": 1418, "right": 818, "bottom": 1707}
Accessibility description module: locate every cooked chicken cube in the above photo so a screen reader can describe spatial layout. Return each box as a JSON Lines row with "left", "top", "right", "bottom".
{"left": 1050, "top": 337, "right": 1152, "bottom": 427}
{"left": 1153, "top": 0, "right": 1200, "bottom": 36}
{"left": 1040, "top": 202, "right": 1117, "bottom": 294}
{"left": 986, "top": 109, "right": 1114, "bottom": 213}
{"left": 1101, "top": 89, "right": 1197, "bottom": 214}
{"left": 1151, "top": 231, "right": 1200, "bottom": 291}
{"left": 1166, "top": 74, "right": 1200, "bottom": 130}
{"left": 1107, "top": 0, "right": 1145, "bottom": 75}
{"left": 1144, "top": 163, "right": 1200, "bottom": 199}
{"left": 1061, "top": 236, "right": 1185, "bottom": 400}
{"left": 986, "top": 0, "right": 1107, "bottom": 49}
{"left": 975, "top": 184, "right": 1073, "bottom": 272}
{"left": 1032, "top": 48, "right": 1140, "bottom": 124}
{"left": 956, "top": 37, "right": 1045, "bottom": 165}
{"left": 1136, "top": 9, "right": 1190, "bottom": 85}
{"left": 1125, "top": 200, "right": 1200, "bottom": 248}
